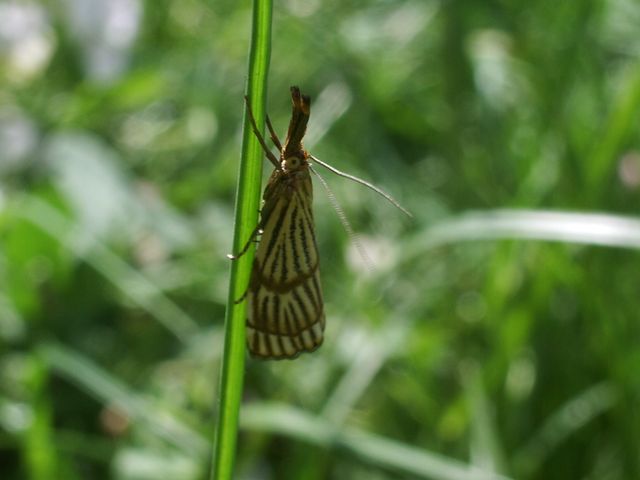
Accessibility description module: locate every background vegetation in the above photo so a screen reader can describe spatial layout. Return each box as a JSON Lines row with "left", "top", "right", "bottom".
{"left": 1, "top": 0, "right": 640, "bottom": 479}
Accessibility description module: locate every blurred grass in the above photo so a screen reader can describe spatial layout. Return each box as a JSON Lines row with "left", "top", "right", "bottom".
{"left": 1, "top": 0, "right": 640, "bottom": 479}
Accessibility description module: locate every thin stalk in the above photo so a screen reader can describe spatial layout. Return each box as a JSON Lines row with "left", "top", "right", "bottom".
{"left": 210, "top": 1, "right": 272, "bottom": 478}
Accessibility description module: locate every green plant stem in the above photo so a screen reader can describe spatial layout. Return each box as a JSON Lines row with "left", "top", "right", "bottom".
{"left": 209, "top": 1, "right": 272, "bottom": 479}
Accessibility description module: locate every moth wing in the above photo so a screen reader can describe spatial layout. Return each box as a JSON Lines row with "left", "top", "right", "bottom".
{"left": 247, "top": 277, "right": 325, "bottom": 359}
{"left": 247, "top": 176, "right": 324, "bottom": 359}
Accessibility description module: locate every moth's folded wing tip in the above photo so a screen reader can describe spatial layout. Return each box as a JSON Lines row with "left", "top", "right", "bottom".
{"left": 247, "top": 331, "right": 324, "bottom": 361}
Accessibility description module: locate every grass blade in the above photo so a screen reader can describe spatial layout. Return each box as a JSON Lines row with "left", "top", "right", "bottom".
{"left": 210, "top": 0, "right": 273, "bottom": 478}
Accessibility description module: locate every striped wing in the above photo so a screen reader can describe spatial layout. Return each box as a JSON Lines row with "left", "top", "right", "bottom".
{"left": 247, "top": 174, "right": 325, "bottom": 359}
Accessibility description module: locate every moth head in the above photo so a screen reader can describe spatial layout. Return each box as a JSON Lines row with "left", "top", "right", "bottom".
{"left": 282, "top": 154, "right": 306, "bottom": 172}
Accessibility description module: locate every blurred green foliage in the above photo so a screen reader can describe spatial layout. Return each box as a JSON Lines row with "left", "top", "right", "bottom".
{"left": 1, "top": 0, "right": 640, "bottom": 479}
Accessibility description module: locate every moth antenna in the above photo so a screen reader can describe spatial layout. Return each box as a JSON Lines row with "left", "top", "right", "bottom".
{"left": 310, "top": 166, "right": 374, "bottom": 273}
{"left": 310, "top": 155, "right": 412, "bottom": 218}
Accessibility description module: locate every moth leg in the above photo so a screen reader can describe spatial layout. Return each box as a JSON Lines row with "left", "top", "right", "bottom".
{"left": 233, "top": 258, "right": 257, "bottom": 304}
{"left": 265, "top": 115, "right": 282, "bottom": 151}
{"left": 244, "top": 96, "right": 280, "bottom": 168}
{"left": 227, "top": 223, "right": 262, "bottom": 260}
{"left": 234, "top": 284, "right": 250, "bottom": 304}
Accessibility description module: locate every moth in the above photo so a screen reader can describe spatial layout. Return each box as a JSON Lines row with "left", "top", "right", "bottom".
{"left": 231, "top": 86, "right": 409, "bottom": 360}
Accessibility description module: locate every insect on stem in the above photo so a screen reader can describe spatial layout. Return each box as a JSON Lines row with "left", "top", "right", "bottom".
{"left": 230, "top": 86, "right": 410, "bottom": 360}
{"left": 231, "top": 87, "right": 324, "bottom": 360}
